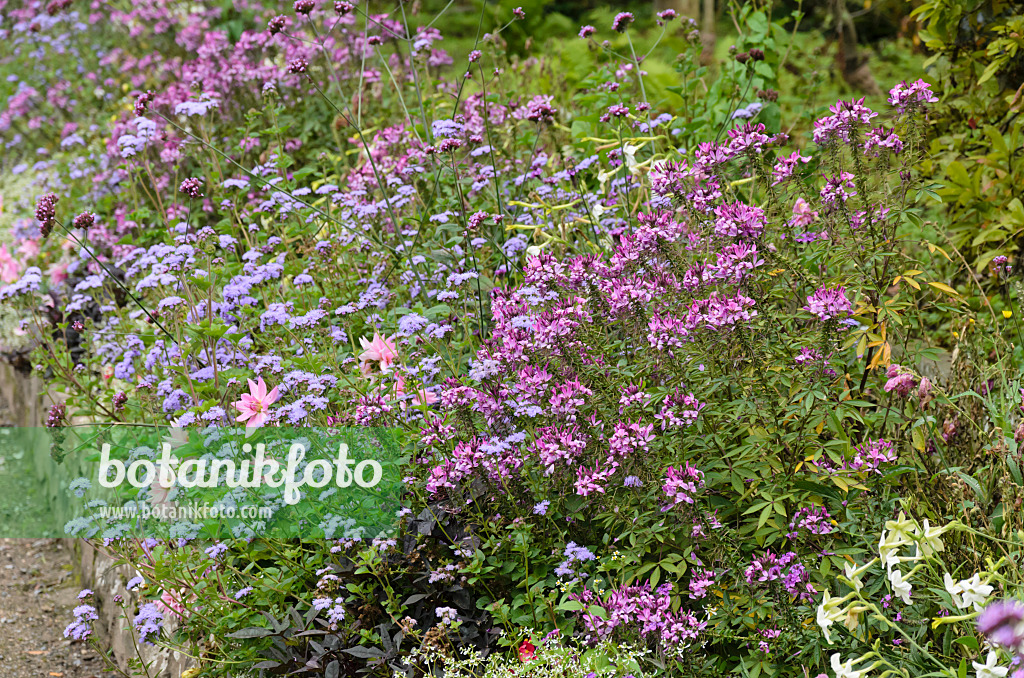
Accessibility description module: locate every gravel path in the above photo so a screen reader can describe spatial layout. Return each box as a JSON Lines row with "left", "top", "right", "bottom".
{"left": 0, "top": 373, "right": 103, "bottom": 677}
{"left": 0, "top": 538, "right": 103, "bottom": 678}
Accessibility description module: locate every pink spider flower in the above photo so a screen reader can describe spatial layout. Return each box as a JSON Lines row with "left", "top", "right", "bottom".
{"left": 233, "top": 378, "right": 280, "bottom": 435}
{"left": 358, "top": 332, "right": 399, "bottom": 375}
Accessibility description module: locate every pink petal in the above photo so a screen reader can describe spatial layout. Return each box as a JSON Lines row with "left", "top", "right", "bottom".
{"left": 247, "top": 378, "right": 259, "bottom": 397}
{"left": 265, "top": 386, "right": 280, "bottom": 405}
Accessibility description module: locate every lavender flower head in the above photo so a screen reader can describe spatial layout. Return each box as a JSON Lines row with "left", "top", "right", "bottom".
{"left": 133, "top": 602, "right": 164, "bottom": 645}
{"left": 64, "top": 599, "right": 99, "bottom": 641}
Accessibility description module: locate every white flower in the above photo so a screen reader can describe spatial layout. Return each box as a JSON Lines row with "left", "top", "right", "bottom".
{"left": 878, "top": 529, "right": 907, "bottom": 564}
{"left": 817, "top": 590, "right": 845, "bottom": 644}
{"left": 944, "top": 572, "right": 964, "bottom": 608}
{"left": 972, "top": 651, "right": 1008, "bottom": 678}
{"left": 884, "top": 512, "right": 916, "bottom": 544}
{"left": 888, "top": 569, "right": 912, "bottom": 605}
{"left": 880, "top": 539, "right": 901, "bottom": 572}
{"left": 915, "top": 518, "right": 945, "bottom": 556}
{"left": 831, "top": 653, "right": 867, "bottom": 678}
{"left": 959, "top": 574, "right": 994, "bottom": 611}
{"left": 843, "top": 562, "right": 865, "bottom": 592}
{"left": 623, "top": 143, "right": 641, "bottom": 174}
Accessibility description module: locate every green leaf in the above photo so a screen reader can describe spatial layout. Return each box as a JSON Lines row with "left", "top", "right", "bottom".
{"left": 1007, "top": 454, "right": 1023, "bottom": 485}
{"left": 745, "top": 11, "right": 769, "bottom": 36}
{"left": 953, "top": 636, "right": 980, "bottom": 651}
{"left": 977, "top": 59, "right": 1004, "bottom": 85}
{"left": 956, "top": 471, "right": 984, "bottom": 501}
{"left": 912, "top": 427, "right": 926, "bottom": 452}
{"left": 945, "top": 161, "right": 970, "bottom": 187}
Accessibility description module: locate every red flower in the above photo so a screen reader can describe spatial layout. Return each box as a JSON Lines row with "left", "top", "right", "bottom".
{"left": 518, "top": 639, "right": 536, "bottom": 662}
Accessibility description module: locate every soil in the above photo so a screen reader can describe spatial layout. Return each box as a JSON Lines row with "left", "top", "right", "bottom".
{"left": 0, "top": 378, "right": 103, "bottom": 677}
{"left": 0, "top": 538, "right": 103, "bottom": 678}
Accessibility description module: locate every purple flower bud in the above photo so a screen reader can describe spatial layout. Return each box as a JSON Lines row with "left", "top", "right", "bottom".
{"left": 134, "top": 90, "right": 154, "bottom": 117}
{"left": 179, "top": 177, "right": 203, "bottom": 198}
{"left": 72, "top": 212, "right": 95, "bottom": 230}
{"left": 611, "top": 12, "right": 634, "bottom": 32}
{"left": 35, "top": 193, "right": 59, "bottom": 237}
{"left": 268, "top": 15, "right": 287, "bottom": 34}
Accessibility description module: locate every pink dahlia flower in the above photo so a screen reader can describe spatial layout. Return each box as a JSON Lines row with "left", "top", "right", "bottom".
{"left": 358, "top": 332, "right": 399, "bottom": 375}
{"left": 233, "top": 378, "right": 279, "bottom": 434}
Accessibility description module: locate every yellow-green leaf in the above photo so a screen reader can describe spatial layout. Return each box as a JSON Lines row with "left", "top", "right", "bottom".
{"left": 927, "top": 281, "right": 959, "bottom": 296}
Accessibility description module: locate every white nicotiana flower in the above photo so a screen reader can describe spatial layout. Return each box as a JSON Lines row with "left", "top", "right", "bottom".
{"left": 817, "top": 590, "right": 845, "bottom": 643}
{"left": 878, "top": 529, "right": 904, "bottom": 559}
{"left": 843, "top": 562, "right": 865, "bottom": 592}
{"left": 915, "top": 518, "right": 946, "bottom": 556}
{"left": 830, "top": 653, "right": 867, "bottom": 678}
{"left": 623, "top": 143, "right": 643, "bottom": 175}
{"left": 597, "top": 168, "right": 617, "bottom": 186}
{"left": 959, "top": 574, "right": 994, "bottom": 611}
{"left": 972, "top": 650, "right": 1008, "bottom": 678}
{"left": 884, "top": 512, "right": 916, "bottom": 544}
{"left": 888, "top": 569, "right": 912, "bottom": 605}
{"left": 944, "top": 572, "right": 965, "bottom": 608}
